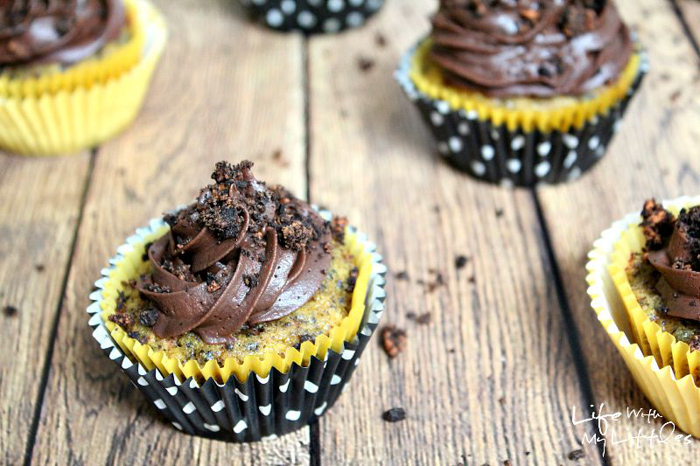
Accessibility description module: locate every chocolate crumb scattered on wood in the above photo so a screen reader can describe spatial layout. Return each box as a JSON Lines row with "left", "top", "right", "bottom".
{"left": 272, "top": 149, "right": 289, "bottom": 167}
{"left": 375, "top": 32, "right": 387, "bottom": 47}
{"left": 395, "top": 271, "right": 409, "bottom": 281}
{"left": 406, "top": 312, "right": 431, "bottom": 325}
{"left": 35, "top": 264, "right": 45, "bottom": 272}
{"left": 3, "top": 305, "right": 18, "bottom": 317}
{"left": 455, "top": 255, "right": 469, "bottom": 270}
{"left": 381, "top": 407, "right": 406, "bottom": 423}
{"left": 380, "top": 324, "right": 406, "bottom": 358}
{"left": 495, "top": 208, "right": 504, "bottom": 218}
{"left": 358, "top": 56, "right": 375, "bottom": 72}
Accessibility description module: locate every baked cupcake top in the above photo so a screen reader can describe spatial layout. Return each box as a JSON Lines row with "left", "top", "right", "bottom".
{"left": 137, "top": 161, "right": 340, "bottom": 345}
{"left": 641, "top": 199, "right": 700, "bottom": 321}
{"left": 0, "top": 0, "right": 126, "bottom": 66}
{"left": 429, "top": 0, "right": 633, "bottom": 98}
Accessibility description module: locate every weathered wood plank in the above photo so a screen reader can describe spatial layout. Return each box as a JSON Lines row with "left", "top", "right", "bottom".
{"left": 307, "top": 1, "right": 600, "bottom": 463}
{"left": 537, "top": 0, "right": 700, "bottom": 463}
{"left": 0, "top": 155, "right": 90, "bottom": 466}
{"left": 30, "top": 1, "right": 310, "bottom": 464}
{"left": 679, "top": 0, "right": 700, "bottom": 47}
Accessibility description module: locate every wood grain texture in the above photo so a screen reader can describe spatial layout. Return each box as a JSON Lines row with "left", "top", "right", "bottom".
{"left": 0, "top": 155, "right": 90, "bottom": 466}
{"left": 536, "top": 0, "right": 700, "bottom": 464}
{"left": 307, "top": 1, "right": 601, "bottom": 464}
{"left": 29, "top": 1, "right": 311, "bottom": 464}
{"left": 679, "top": 0, "right": 700, "bottom": 47}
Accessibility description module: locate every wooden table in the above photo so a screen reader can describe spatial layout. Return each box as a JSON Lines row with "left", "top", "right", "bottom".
{"left": 3, "top": 0, "right": 700, "bottom": 464}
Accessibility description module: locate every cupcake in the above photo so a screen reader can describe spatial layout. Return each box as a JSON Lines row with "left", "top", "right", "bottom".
{"left": 587, "top": 196, "right": 700, "bottom": 437}
{"left": 396, "top": 0, "right": 646, "bottom": 186}
{"left": 241, "top": 0, "right": 384, "bottom": 34}
{"left": 89, "top": 161, "right": 386, "bottom": 441}
{"left": 0, "top": 0, "right": 167, "bottom": 156}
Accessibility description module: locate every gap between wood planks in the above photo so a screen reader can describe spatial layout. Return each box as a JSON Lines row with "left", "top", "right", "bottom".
{"left": 22, "top": 151, "right": 97, "bottom": 466}
{"left": 671, "top": 0, "right": 700, "bottom": 57}
{"left": 302, "top": 34, "right": 323, "bottom": 466}
{"left": 530, "top": 191, "right": 608, "bottom": 466}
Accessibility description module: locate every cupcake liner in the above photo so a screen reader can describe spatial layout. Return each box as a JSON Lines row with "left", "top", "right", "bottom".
{"left": 88, "top": 210, "right": 387, "bottom": 441}
{"left": 587, "top": 196, "right": 700, "bottom": 437}
{"left": 0, "top": 0, "right": 167, "bottom": 156}
{"left": 240, "top": 0, "right": 384, "bottom": 34}
{"left": 395, "top": 39, "right": 647, "bottom": 187}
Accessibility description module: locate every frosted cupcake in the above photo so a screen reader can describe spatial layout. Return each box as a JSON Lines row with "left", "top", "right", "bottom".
{"left": 587, "top": 197, "right": 700, "bottom": 438}
{"left": 90, "top": 161, "right": 386, "bottom": 440}
{"left": 0, "top": 0, "right": 167, "bottom": 156}
{"left": 396, "top": 0, "right": 646, "bottom": 186}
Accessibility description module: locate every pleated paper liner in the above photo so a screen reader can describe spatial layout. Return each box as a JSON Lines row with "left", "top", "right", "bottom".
{"left": 240, "top": 0, "right": 384, "bottom": 34}
{"left": 587, "top": 196, "right": 700, "bottom": 437}
{"left": 395, "top": 39, "right": 647, "bottom": 187}
{"left": 88, "top": 210, "right": 387, "bottom": 441}
{"left": 0, "top": 0, "right": 167, "bottom": 156}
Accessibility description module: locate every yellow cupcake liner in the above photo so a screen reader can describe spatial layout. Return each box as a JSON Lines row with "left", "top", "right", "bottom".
{"left": 410, "top": 39, "right": 642, "bottom": 133}
{"left": 0, "top": 0, "right": 145, "bottom": 99}
{"left": 0, "top": 0, "right": 167, "bottom": 156}
{"left": 587, "top": 196, "right": 700, "bottom": 437}
{"left": 96, "top": 216, "right": 374, "bottom": 384}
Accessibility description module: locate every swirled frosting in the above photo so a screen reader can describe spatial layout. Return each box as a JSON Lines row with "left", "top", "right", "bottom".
{"left": 429, "top": 0, "right": 634, "bottom": 98}
{"left": 641, "top": 200, "right": 700, "bottom": 321}
{"left": 137, "top": 161, "right": 335, "bottom": 344}
{"left": 0, "top": 0, "right": 126, "bottom": 67}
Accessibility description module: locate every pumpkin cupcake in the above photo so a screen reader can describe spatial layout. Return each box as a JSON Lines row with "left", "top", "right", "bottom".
{"left": 0, "top": 0, "right": 167, "bottom": 156}
{"left": 89, "top": 160, "right": 386, "bottom": 441}
{"left": 587, "top": 196, "right": 700, "bottom": 438}
{"left": 396, "top": 0, "right": 646, "bottom": 186}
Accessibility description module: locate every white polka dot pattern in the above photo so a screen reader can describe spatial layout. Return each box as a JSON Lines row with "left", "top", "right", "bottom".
{"left": 245, "top": 0, "right": 384, "bottom": 33}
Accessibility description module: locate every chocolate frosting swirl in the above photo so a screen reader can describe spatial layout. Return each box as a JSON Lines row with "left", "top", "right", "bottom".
{"left": 0, "top": 0, "right": 126, "bottom": 67}
{"left": 429, "top": 0, "right": 634, "bottom": 98}
{"left": 137, "top": 161, "right": 333, "bottom": 344}
{"left": 642, "top": 201, "right": 700, "bottom": 321}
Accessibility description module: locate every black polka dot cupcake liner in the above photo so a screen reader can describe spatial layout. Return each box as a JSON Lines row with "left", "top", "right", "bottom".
{"left": 395, "top": 42, "right": 648, "bottom": 187}
{"left": 240, "top": 0, "right": 384, "bottom": 34}
{"left": 88, "top": 211, "right": 386, "bottom": 442}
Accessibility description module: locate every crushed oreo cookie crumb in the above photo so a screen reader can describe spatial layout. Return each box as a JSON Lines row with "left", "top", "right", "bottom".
{"left": 375, "top": 32, "right": 387, "bottom": 47}
{"left": 139, "top": 308, "right": 159, "bottom": 327}
{"left": 109, "top": 312, "right": 134, "bottom": 330}
{"left": 346, "top": 267, "right": 359, "bottom": 291}
{"left": 640, "top": 199, "right": 675, "bottom": 250}
{"left": 381, "top": 324, "right": 407, "bottom": 358}
{"left": 358, "top": 56, "right": 375, "bottom": 72}
{"left": 382, "top": 407, "right": 406, "bottom": 423}
{"left": 128, "top": 331, "right": 147, "bottom": 345}
{"left": 455, "top": 255, "right": 469, "bottom": 270}
{"left": 567, "top": 449, "right": 585, "bottom": 461}
{"left": 3, "top": 305, "right": 18, "bottom": 317}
